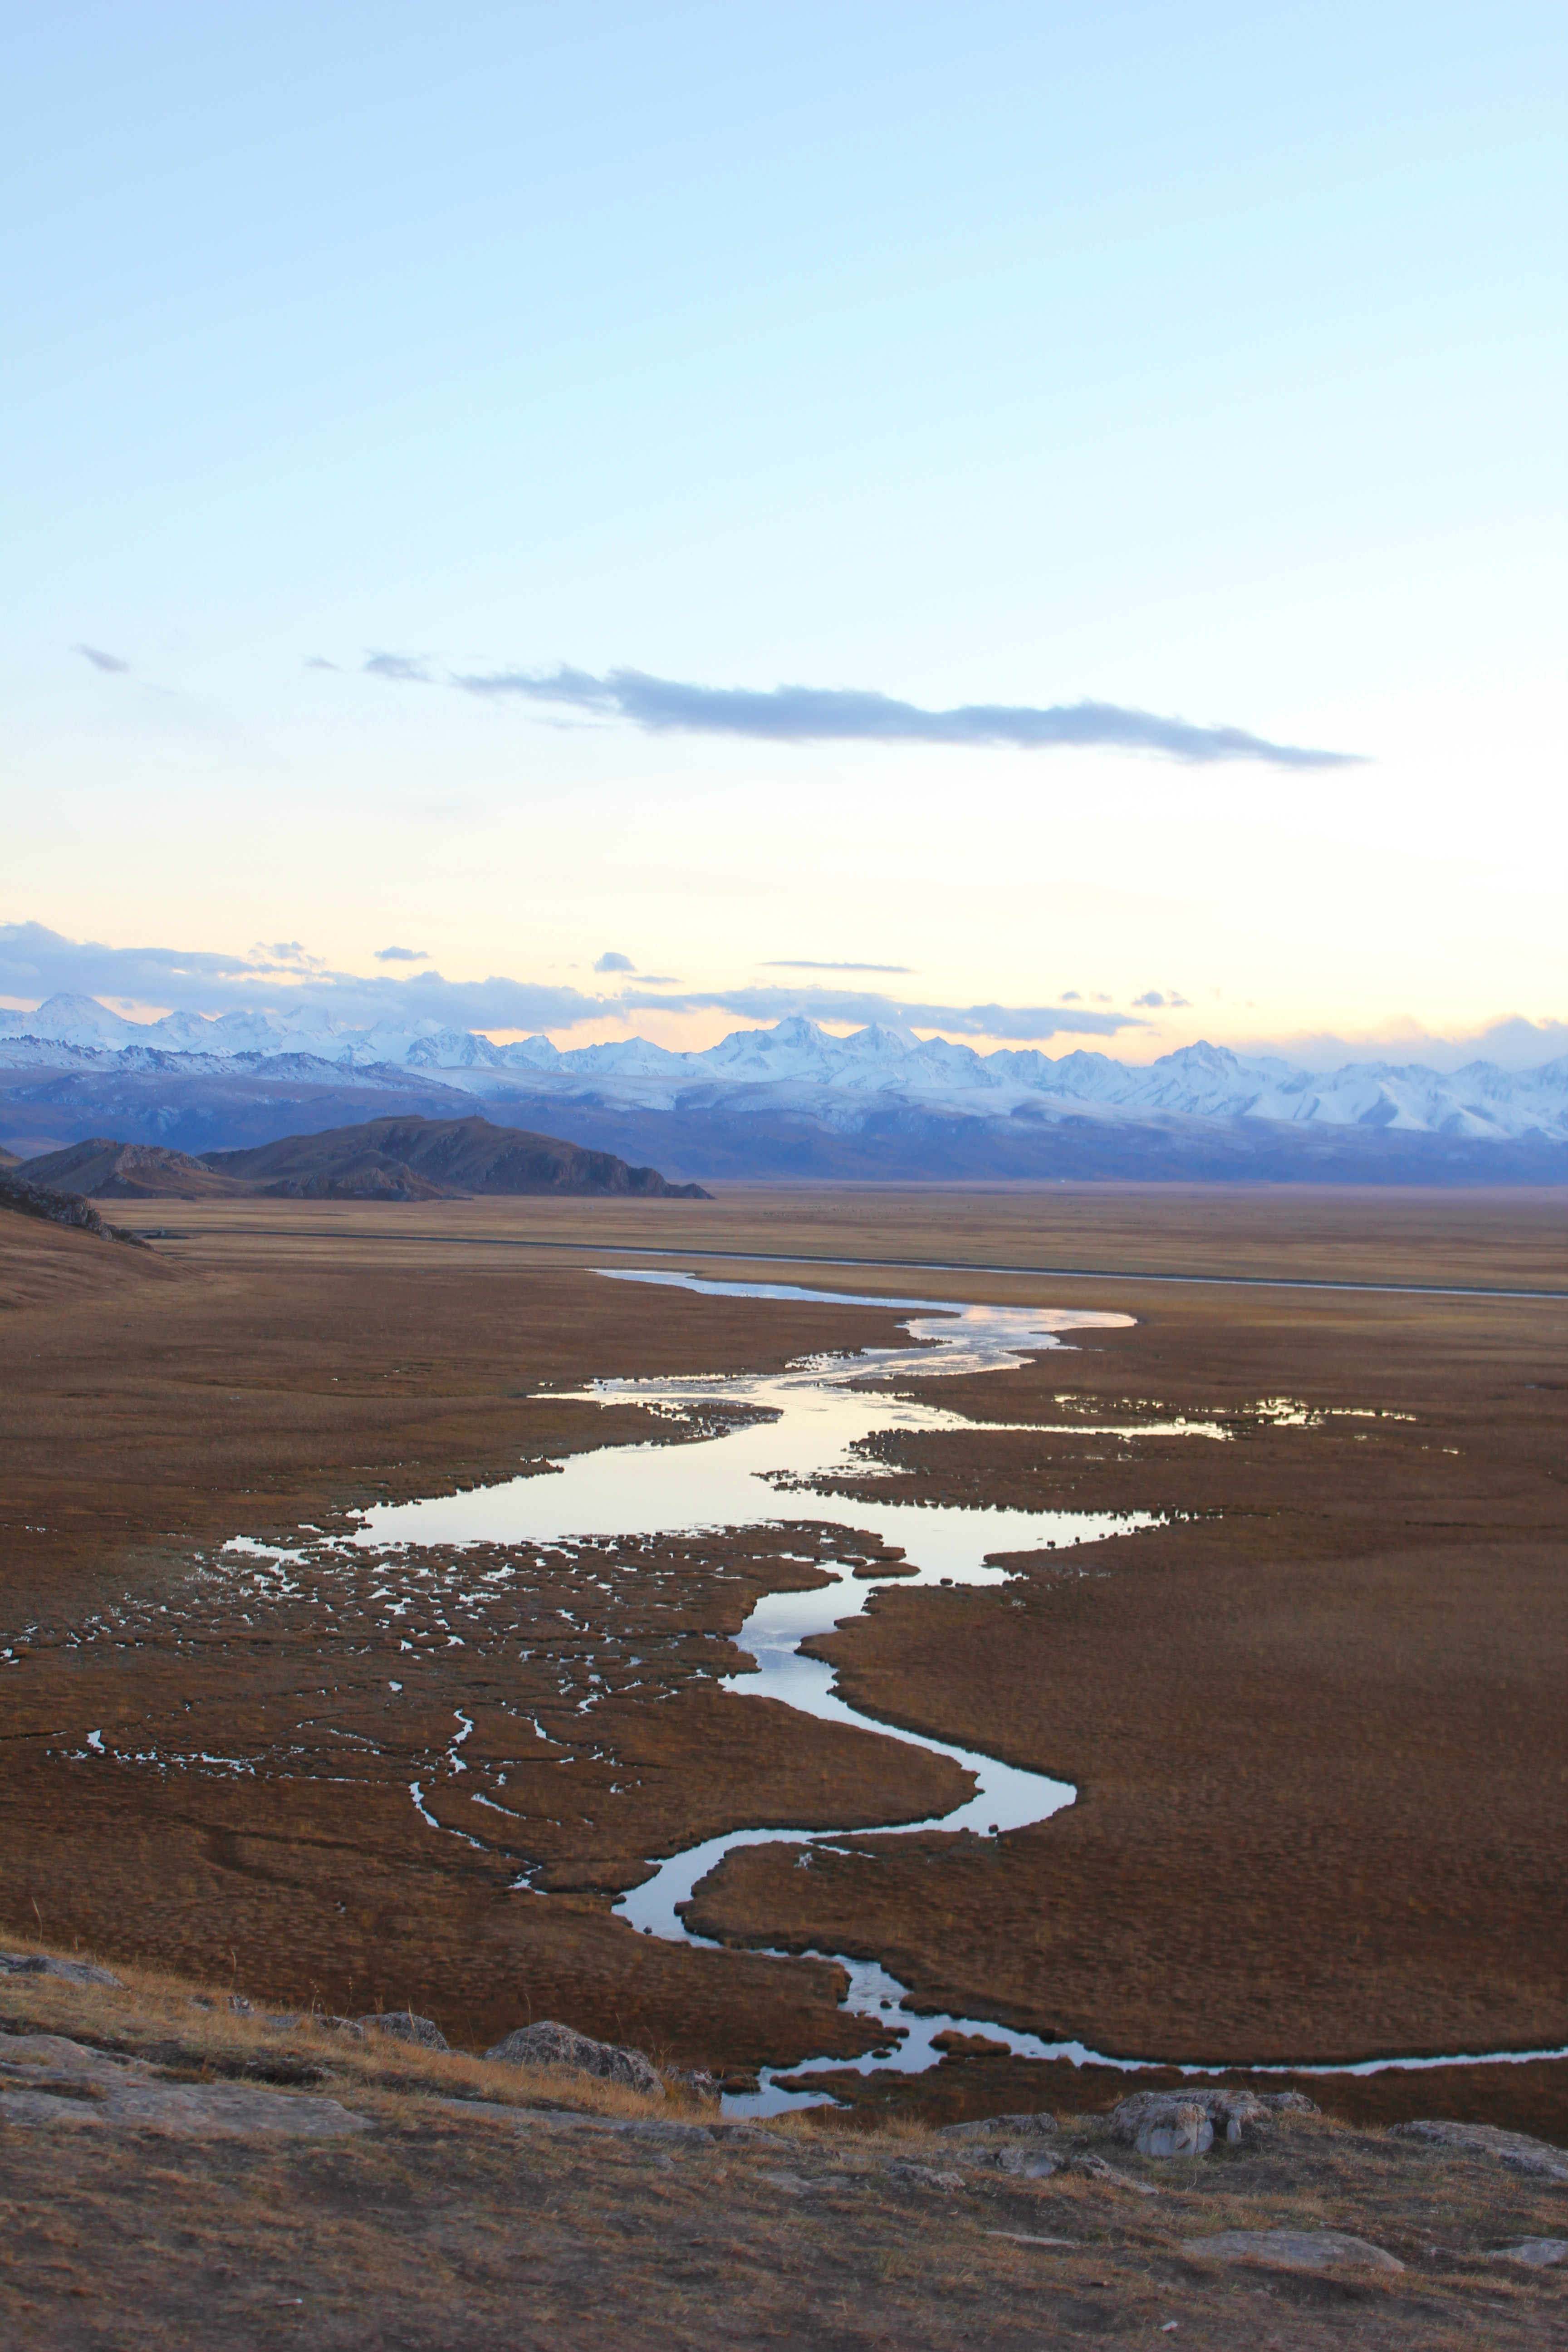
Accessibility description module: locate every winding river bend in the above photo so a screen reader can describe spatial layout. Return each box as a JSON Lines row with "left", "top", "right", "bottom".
{"left": 347, "top": 1273, "right": 1568, "bottom": 2112}
{"left": 352, "top": 1275, "right": 1181, "bottom": 2110}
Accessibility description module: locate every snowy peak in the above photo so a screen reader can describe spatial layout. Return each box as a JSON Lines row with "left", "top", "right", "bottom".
{"left": 1, "top": 999, "right": 1566, "bottom": 1142}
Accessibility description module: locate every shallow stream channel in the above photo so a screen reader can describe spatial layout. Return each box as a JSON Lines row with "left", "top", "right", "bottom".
{"left": 349, "top": 1272, "right": 1207, "bottom": 2112}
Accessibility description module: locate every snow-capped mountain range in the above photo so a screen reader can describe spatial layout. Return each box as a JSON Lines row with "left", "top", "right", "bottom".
{"left": 2, "top": 992, "right": 1567, "bottom": 1145}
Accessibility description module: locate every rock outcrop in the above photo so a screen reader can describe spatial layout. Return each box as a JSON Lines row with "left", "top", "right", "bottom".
{"left": 483, "top": 2020, "right": 664, "bottom": 2099}
{"left": 0, "top": 1171, "right": 144, "bottom": 1244}
{"left": 0, "top": 1951, "right": 122, "bottom": 1988}
{"left": 1388, "top": 2119, "right": 1568, "bottom": 2182}
{"left": 0, "top": 2033, "right": 368, "bottom": 2139}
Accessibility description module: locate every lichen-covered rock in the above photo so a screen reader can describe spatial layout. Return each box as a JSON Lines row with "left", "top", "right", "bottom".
{"left": 1112, "top": 2086, "right": 1308, "bottom": 2154}
{"left": 938, "top": 2110, "right": 1058, "bottom": 2141}
{"left": 484, "top": 2020, "right": 663, "bottom": 2099}
{"left": 0, "top": 2034, "right": 368, "bottom": 2139}
{"left": 887, "top": 2162, "right": 966, "bottom": 2191}
{"left": 1186, "top": 2229, "right": 1402, "bottom": 2273}
{"left": 661, "top": 2065, "right": 720, "bottom": 2106}
{"left": 1491, "top": 2239, "right": 1568, "bottom": 2268}
{"left": 356, "top": 2011, "right": 449, "bottom": 2051}
{"left": 0, "top": 1952, "right": 121, "bottom": 1988}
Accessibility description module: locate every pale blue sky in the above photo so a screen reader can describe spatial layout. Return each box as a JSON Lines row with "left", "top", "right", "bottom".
{"left": 3, "top": 2, "right": 1564, "bottom": 1060}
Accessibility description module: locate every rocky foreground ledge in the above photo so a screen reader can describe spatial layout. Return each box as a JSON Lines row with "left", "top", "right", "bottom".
{"left": 1, "top": 1946, "right": 1563, "bottom": 2349}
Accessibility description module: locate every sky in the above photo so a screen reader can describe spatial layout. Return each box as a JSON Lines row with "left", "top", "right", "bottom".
{"left": 3, "top": 2, "right": 1565, "bottom": 1068}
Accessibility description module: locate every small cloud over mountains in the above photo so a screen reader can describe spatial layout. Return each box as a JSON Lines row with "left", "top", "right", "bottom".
{"left": 76, "top": 644, "right": 130, "bottom": 673}
{"left": 375, "top": 945, "right": 429, "bottom": 963}
{"left": 453, "top": 663, "right": 1362, "bottom": 769}
{"left": 764, "top": 960, "right": 914, "bottom": 973}
{"left": 594, "top": 951, "right": 635, "bottom": 973}
{"left": 363, "top": 651, "right": 431, "bottom": 683}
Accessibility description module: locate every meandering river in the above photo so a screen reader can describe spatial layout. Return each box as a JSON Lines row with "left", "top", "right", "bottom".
{"left": 248, "top": 1269, "right": 1568, "bottom": 2108}
{"left": 351, "top": 1274, "right": 1203, "bottom": 2109}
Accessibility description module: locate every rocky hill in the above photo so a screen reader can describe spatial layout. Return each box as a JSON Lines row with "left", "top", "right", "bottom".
{"left": 201, "top": 1113, "right": 710, "bottom": 1200}
{"left": 20, "top": 1138, "right": 252, "bottom": 1200}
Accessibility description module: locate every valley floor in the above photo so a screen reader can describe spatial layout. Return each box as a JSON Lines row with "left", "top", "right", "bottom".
{"left": 1, "top": 1185, "right": 1565, "bottom": 2176}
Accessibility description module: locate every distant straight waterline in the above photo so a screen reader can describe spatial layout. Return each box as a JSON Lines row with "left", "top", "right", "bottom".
{"left": 149, "top": 1224, "right": 1568, "bottom": 1303}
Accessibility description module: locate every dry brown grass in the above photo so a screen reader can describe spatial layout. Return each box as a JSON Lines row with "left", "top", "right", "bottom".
{"left": 4, "top": 1937, "right": 1566, "bottom": 2349}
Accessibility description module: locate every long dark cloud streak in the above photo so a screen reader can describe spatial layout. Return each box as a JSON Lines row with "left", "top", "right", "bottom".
{"left": 455, "top": 664, "right": 1360, "bottom": 769}
{"left": 0, "top": 924, "right": 1137, "bottom": 1042}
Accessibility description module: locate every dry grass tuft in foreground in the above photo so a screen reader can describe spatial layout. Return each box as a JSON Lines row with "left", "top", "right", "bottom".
{"left": 3, "top": 1936, "right": 1565, "bottom": 2350}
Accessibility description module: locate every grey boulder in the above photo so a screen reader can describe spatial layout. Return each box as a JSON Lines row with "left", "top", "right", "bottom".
{"left": 485, "top": 2019, "right": 663, "bottom": 2099}
{"left": 1490, "top": 2239, "right": 1568, "bottom": 2268}
{"left": 1112, "top": 2086, "right": 1314, "bottom": 2155}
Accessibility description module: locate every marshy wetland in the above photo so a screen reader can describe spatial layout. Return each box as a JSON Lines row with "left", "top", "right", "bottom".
{"left": 3, "top": 1186, "right": 1566, "bottom": 2142}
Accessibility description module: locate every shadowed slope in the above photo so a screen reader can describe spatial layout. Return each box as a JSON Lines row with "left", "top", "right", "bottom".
{"left": 21, "top": 1138, "right": 251, "bottom": 1200}
{"left": 204, "top": 1112, "right": 710, "bottom": 1199}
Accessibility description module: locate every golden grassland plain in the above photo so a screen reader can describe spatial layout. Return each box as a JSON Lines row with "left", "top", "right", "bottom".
{"left": 1, "top": 1186, "right": 1565, "bottom": 2141}
{"left": 3, "top": 1942, "right": 1566, "bottom": 2352}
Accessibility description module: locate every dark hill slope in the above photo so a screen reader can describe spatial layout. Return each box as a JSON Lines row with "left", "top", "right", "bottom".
{"left": 203, "top": 1114, "right": 710, "bottom": 1200}
{"left": 21, "top": 1139, "right": 251, "bottom": 1200}
{"left": 0, "top": 1168, "right": 147, "bottom": 1243}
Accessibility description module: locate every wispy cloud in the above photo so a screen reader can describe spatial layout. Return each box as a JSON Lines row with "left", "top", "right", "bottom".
{"left": 593, "top": 950, "right": 635, "bottom": 973}
{"left": 763, "top": 959, "right": 914, "bottom": 973}
{"left": 453, "top": 664, "right": 1362, "bottom": 769}
{"left": 76, "top": 644, "right": 130, "bottom": 674}
{"left": 375, "top": 945, "right": 429, "bottom": 963}
{"left": 1132, "top": 989, "right": 1192, "bottom": 1009}
{"left": 610, "top": 983, "right": 1141, "bottom": 1039}
{"left": 0, "top": 922, "right": 1142, "bottom": 1042}
{"left": 363, "top": 651, "right": 432, "bottom": 683}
